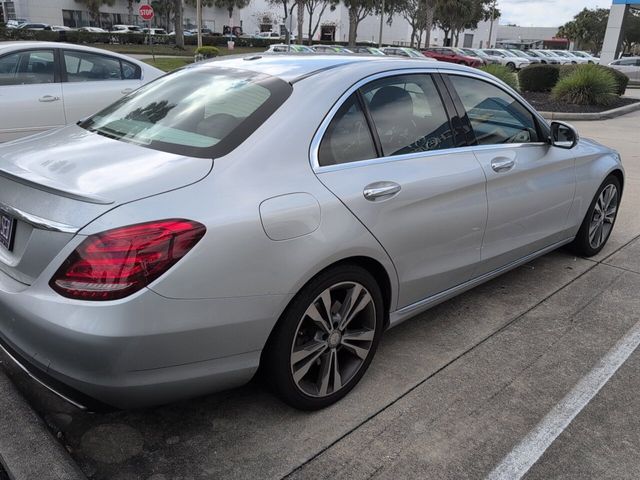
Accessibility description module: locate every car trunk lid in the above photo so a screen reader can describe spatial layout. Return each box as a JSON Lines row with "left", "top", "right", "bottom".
{"left": 0, "top": 125, "right": 213, "bottom": 285}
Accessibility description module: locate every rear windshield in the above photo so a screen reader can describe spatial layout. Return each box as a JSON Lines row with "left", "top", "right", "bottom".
{"left": 80, "top": 66, "right": 292, "bottom": 158}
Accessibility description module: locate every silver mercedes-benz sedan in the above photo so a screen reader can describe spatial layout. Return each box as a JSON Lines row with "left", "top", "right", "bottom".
{"left": 0, "top": 55, "right": 623, "bottom": 410}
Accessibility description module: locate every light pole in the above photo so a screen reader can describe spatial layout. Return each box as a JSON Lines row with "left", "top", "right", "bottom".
{"left": 197, "top": 0, "right": 203, "bottom": 48}
{"left": 487, "top": 0, "right": 496, "bottom": 48}
{"left": 378, "top": 0, "right": 385, "bottom": 48}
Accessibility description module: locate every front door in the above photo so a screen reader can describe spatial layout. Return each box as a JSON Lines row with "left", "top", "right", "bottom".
{"left": 445, "top": 73, "right": 576, "bottom": 273}
{"left": 314, "top": 73, "right": 487, "bottom": 308}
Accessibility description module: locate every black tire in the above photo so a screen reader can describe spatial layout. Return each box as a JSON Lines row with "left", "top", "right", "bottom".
{"left": 572, "top": 175, "right": 621, "bottom": 257}
{"left": 506, "top": 62, "right": 516, "bottom": 71}
{"left": 264, "top": 264, "right": 384, "bottom": 410}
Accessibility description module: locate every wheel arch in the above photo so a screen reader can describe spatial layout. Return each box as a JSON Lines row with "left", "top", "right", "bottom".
{"left": 260, "top": 254, "right": 396, "bottom": 369}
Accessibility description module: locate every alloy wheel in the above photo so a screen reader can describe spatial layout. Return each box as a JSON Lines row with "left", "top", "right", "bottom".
{"left": 290, "top": 281, "right": 376, "bottom": 398}
{"left": 589, "top": 184, "right": 618, "bottom": 249}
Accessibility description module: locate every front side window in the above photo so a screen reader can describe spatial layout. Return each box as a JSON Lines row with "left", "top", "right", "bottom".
{"left": 361, "top": 74, "right": 454, "bottom": 157}
{"left": 0, "top": 50, "right": 56, "bottom": 86}
{"left": 449, "top": 74, "right": 540, "bottom": 145}
{"left": 80, "top": 67, "right": 292, "bottom": 158}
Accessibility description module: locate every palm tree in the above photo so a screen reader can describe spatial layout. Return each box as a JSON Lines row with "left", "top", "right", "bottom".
{"left": 74, "top": 0, "right": 116, "bottom": 27}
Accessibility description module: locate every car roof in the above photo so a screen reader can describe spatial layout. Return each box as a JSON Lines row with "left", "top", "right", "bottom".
{"left": 0, "top": 41, "right": 149, "bottom": 65}
{"left": 182, "top": 54, "right": 482, "bottom": 83}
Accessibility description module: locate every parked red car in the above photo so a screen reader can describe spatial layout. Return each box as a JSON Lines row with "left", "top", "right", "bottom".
{"left": 422, "top": 47, "right": 484, "bottom": 67}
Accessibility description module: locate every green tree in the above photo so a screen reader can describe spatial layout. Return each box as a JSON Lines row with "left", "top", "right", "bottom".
{"left": 127, "top": 0, "right": 140, "bottom": 24}
{"left": 305, "top": 0, "right": 337, "bottom": 45}
{"left": 434, "top": 0, "right": 492, "bottom": 47}
{"left": 557, "top": 8, "right": 609, "bottom": 52}
{"left": 268, "top": 0, "right": 297, "bottom": 42}
{"left": 74, "top": 0, "right": 115, "bottom": 27}
{"left": 214, "top": 0, "right": 251, "bottom": 35}
{"left": 174, "top": 0, "right": 184, "bottom": 48}
{"left": 342, "top": 0, "right": 376, "bottom": 46}
{"left": 622, "top": 10, "right": 640, "bottom": 53}
{"left": 151, "top": 0, "right": 175, "bottom": 30}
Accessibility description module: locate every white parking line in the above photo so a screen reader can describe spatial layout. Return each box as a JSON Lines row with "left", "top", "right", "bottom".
{"left": 486, "top": 319, "right": 640, "bottom": 480}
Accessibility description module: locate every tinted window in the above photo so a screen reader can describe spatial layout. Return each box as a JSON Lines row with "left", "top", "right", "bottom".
{"left": 613, "top": 59, "right": 638, "bottom": 66}
{"left": 318, "top": 94, "right": 377, "bottom": 166}
{"left": 64, "top": 50, "right": 139, "bottom": 81}
{"left": 0, "top": 50, "right": 55, "bottom": 86}
{"left": 81, "top": 68, "right": 292, "bottom": 158}
{"left": 449, "top": 75, "right": 539, "bottom": 145}
{"left": 361, "top": 75, "right": 454, "bottom": 157}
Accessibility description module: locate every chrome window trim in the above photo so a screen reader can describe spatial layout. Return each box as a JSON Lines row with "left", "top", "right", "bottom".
{"left": 310, "top": 67, "right": 550, "bottom": 173}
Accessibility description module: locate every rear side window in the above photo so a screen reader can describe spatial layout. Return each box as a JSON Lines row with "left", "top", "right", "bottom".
{"left": 318, "top": 94, "right": 377, "bottom": 166}
{"left": 0, "top": 50, "right": 56, "bottom": 85}
{"left": 63, "top": 50, "right": 142, "bottom": 81}
{"left": 80, "top": 67, "right": 292, "bottom": 158}
{"left": 361, "top": 74, "right": 454, "bottom": 157}
{"left": 448, "top": 75, "right": 540, "bottom": 145}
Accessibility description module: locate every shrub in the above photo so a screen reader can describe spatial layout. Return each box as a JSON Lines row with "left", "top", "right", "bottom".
{"left": 560, "top": 64, "right": 628, "bottom": 95}
{"left": 599, "top": 65, "right": 629, "bottom": 96}
{"left": 518, "top": 64, "right": 559, "bottom": 92}
{"left": 552, "top": 64, "right": 617, "bottom": 106}
{"left": 195, "top": 46, "right": 219, "bottom": 58}
{"left": 480, "top": 64, "right": 519, "bottom": 91}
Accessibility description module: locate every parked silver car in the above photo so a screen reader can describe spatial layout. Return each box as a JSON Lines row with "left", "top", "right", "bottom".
{"left": 609, "top": 57, "right": 640, "bottom": 84}
{"left": 0, "top": 56, "right": 623, "bottom": 410}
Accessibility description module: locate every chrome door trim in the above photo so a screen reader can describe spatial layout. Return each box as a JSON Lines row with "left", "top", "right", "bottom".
{"left": 0, "top": 203, "right": 78, "bottom": 234}
{"left": 314, "top": 142, "right": 548, "bottom": 174}
{"left": 309, "top": 67, "right": 551, "bottom": 174}
{"left": 388, "top": 237, "right": 574, "bottom": 328}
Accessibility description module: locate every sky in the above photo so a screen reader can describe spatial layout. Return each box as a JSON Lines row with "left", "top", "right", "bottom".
{"left": 498, "top": 0, "right": 608, "bottom": 27}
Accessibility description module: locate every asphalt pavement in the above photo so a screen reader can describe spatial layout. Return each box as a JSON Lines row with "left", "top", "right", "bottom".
{"left": 1, "top": 111, "right": 639, "bottom": 480}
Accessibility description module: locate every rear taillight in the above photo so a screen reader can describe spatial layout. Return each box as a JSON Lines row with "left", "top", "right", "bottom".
{"left": 50, "top": 219, "right": 206, "bottom": 301}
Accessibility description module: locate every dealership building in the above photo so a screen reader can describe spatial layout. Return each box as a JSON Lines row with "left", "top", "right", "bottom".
{"left": 1, "top": 0, "right": 507, "bottom": 47}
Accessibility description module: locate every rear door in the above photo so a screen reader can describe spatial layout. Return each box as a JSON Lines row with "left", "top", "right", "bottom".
{"left": 313, "top": 72, "right": 487, "bottom": 308}
{"left": 60, "top": 49, "right": 142, "bottom": 122}
{"left": 0, "top": 48, "right": 65, "bottom": 142}
{"left": 443, "top": 73, "right": 576, "bottom": 274}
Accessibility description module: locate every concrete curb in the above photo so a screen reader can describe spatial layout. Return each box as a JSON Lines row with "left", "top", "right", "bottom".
{"left": 0, "top": 370, "right": 86, "bottom": 480}
{"left": 540, "top": 100, "right": 640, "bottom": 121}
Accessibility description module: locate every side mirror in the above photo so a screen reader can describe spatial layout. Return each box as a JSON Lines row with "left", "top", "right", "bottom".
{"left": 550, "top": 121, "right": 579, "bottom": 149}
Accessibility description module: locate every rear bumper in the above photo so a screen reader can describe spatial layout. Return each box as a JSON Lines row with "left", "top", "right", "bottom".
{"left": 0, "top": 269, "right": 289, "bottom": 409}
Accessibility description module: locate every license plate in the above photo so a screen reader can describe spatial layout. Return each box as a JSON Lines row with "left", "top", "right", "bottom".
{"left": 0, "top": 212, "right": 16, "bottom": 252}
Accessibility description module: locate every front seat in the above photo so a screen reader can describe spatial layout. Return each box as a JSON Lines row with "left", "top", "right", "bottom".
{"left": 368, "top": 86, "right": 416, "bottom": 155}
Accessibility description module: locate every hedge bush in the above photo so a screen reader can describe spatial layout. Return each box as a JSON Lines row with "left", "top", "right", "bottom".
{"left": 560, "top": 64, "right": 628, "bottom": 96}
{"left": 195, "top": 46, "right": 219, "bottom": 58}
{"left": 480, "top": 64, "right": 519, "bottom": 91}
{"left": 518, "top": 64, "right": 560, "bottom": 92}
{"left": 552, "top": 64, "right": 618, "bottom": 106}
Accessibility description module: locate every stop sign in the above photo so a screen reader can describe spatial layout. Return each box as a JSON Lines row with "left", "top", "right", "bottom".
{"left": 139, "top": 4, "right": 154, "bottom": 21}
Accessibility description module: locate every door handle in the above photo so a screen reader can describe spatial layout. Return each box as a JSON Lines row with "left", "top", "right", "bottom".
{"left": 121, "top": 88, "right": 133, "bottom": 95}
{"left": 363, "top": 181, "right": 401, "bottom": 201}
{"left": 39, "top": 95, "right": 60, "bottom": 102}
{"left": 491, "top": 157, "right": 515, "bottom": 173}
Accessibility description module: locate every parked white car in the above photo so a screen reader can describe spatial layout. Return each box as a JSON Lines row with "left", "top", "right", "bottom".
{"left": 111, "top": 24, "right": 143, "bottom": 33}
{"left": 482, "top": 49, "right": 531, "bottom": 70}
{"left": 550, "top": 50, "right": 589, "bottom": 64}
{"left": 531, "top": 50, "right": 572, "bottom": 65}
{"left": 570, "top": 51, "right": 600, "bottom": 64}
{"left": 0, "top": 41, "right": 163, "bottom": 142}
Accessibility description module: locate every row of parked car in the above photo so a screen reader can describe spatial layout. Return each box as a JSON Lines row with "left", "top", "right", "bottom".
{"left": 264, "top": 44, "right": 601, "bottom": 71}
